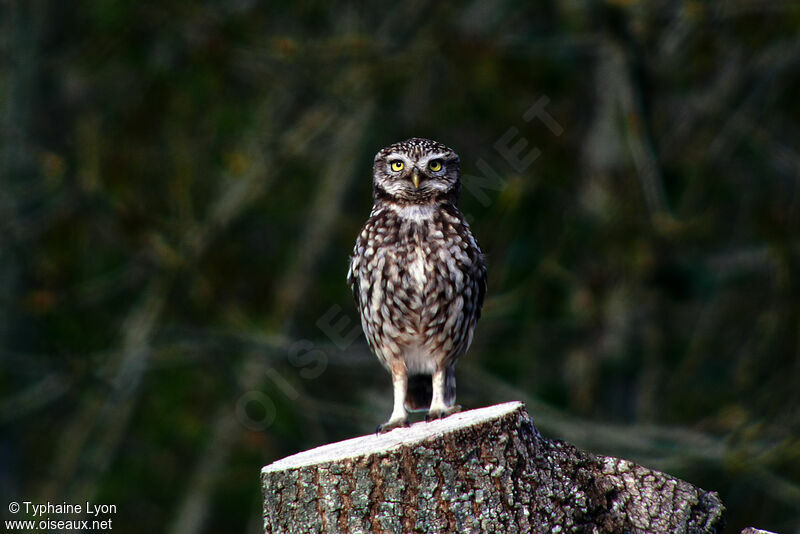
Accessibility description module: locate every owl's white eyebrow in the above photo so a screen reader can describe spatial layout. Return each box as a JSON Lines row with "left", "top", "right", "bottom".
{"left": 419, "top": 152, "right": 449, "bottom": 163}
{"left": 384, "top": 152, "right": 449, "bottom": 165}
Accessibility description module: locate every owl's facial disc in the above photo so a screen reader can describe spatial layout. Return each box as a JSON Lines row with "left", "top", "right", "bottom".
{"left": 385, "top": 151, "right": 450, "bottom": 188}
{"left": 374, "top": 140, "right": 460, "bottom": 204}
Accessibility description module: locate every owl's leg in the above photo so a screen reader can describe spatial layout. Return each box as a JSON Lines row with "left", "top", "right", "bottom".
{"left": 378, "top": 365, "right": 410, "bottom": 433}
{"left": 426, "top": 364, "right": 461, "bottom": 421}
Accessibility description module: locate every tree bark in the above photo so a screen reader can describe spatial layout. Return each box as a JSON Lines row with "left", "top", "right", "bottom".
{"left": 261, "top": 401, "right": 726, "bottom": 533}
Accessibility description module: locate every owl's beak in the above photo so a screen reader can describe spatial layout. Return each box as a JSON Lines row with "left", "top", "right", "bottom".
{"left": 411, "top": 170, "right": 420, "bottom": 188}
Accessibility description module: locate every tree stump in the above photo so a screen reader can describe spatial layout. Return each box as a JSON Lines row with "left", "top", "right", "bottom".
{"left": 261, "top": 401, "right": 725, "bottom": 533}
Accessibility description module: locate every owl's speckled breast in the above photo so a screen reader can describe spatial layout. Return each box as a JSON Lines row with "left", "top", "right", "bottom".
{"left": 348, "top": 201, "right": 485, "bottom": 371}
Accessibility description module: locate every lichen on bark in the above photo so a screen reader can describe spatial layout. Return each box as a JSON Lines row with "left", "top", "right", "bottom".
{"left": 262, "top": 402, "right": 725, "bottom": 533}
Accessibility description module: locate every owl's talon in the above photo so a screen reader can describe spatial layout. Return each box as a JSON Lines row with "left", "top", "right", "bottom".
{"left": 426, "top": 404, "right": 462, "bottom": 422}
{"left": 377, "top": 417, "right": 409, "bottom": 433}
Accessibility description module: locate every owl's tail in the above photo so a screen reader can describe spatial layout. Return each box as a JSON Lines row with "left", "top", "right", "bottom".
{"left": 405, "top": 375, "right": 432, "bottom": 412}
{"left": 405, "top": 366, "right": 456, "bottom": 412}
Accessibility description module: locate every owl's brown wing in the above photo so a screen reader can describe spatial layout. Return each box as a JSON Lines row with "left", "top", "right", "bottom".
{"left": 452, "top": 205, "right": 487, "bottom": 321}
{"left": 474, "top": 252, "right": 488, "bottom": 321}
{"left": 346, "top": 253, "right": 359, "bottom": 308}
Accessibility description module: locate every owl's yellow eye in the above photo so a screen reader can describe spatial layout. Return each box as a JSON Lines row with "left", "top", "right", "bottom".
{"left": 428, "top": 160, "right": 443, "bottom": 172}
{"left": 390, "top": 160, "right": 404, "bottom": 172}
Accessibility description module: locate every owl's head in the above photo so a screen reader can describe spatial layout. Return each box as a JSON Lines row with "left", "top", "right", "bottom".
{"left": 372, "top": 138, "right": 460, "bottom": 205}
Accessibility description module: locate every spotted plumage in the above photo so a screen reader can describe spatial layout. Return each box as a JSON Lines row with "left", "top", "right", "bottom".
{"left": 347, "top": 138, "right": 487, "bottom": 432}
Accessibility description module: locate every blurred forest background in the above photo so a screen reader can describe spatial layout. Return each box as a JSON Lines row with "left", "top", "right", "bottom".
{"left": 2, "top": 0, "right": 799, "bottom": 532}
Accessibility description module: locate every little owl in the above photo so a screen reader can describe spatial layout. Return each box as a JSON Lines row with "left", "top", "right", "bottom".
{"left": 348, "top": 138, "right": 487, "bottom": 432}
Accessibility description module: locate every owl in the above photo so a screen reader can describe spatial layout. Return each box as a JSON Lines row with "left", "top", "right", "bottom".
{"left": 347, "top": 138, "right": 487, "bottom": 432}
